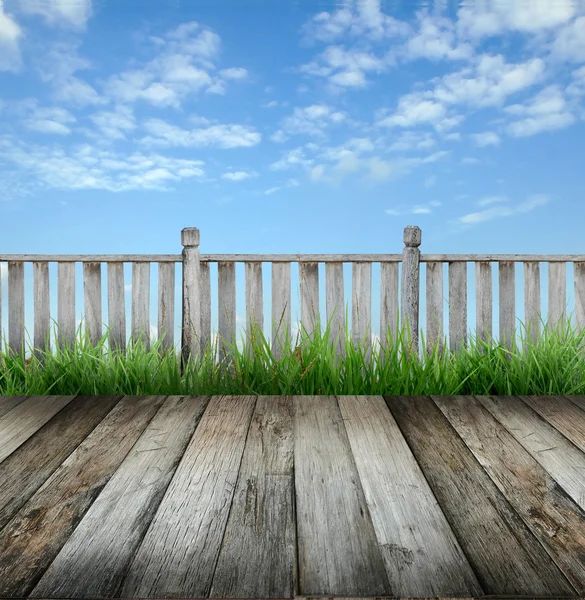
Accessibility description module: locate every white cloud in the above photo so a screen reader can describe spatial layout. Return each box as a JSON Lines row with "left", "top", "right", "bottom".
{"left": 0, "top": 0, "right": 23, "bottom": 72}
{"left": 23, "top": 105, "right": 77, "bottom": 135}
{"left": 88, "top": 106, "right": 136, "bottom": 141}
{"left": 471, "top": 131, "right": 501, "bottom": 146}
{"left": 277, "top": 104, "right": 348, "bottom": 138}
{"left": 140, "top": 119, "right": 262, "bottom": 149}
{"left": 508, "top": 112, "right": 575, "bottom": 137}
{"left": 221, "top": 170, "right": 258, "bottom": 181}
{"left": 264, "top": 178, "right": 299, "bottom": 195}
{"left": 219, "top": 67, "right": 248, "bottom": 80}
{"left": 567, "top": 65, "right": 585, "bottom": 96}
{"left": 550, "top": 16, "right": 585, "bottom": 63}
{"left": 377, "top": 96, "right": 447, "bottom": 128}
{"left": 17, "top": 0, "right": 93, "bottom": 30}
{"left": 386, "top": 131, "right": 436, "bottom": 151}
{"left": 454, "top": 194, "right": 550, "bottom": 228}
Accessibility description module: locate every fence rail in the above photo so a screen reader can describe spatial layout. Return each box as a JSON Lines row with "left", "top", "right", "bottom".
{"left": 1, "top": 226, "right": 585, "bottom": 376}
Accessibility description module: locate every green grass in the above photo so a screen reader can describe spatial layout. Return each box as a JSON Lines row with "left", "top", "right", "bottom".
{"left": 1, "top": 301, "right": 585, "bottom": 396}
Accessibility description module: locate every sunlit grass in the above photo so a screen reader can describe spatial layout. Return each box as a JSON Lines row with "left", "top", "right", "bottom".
{"left": 1, "top": 300, "right": 585, "bottom": 396}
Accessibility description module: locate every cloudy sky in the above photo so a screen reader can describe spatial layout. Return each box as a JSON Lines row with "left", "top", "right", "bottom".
{"left": 1, "top": 0, "right": 584, "bottom": 359}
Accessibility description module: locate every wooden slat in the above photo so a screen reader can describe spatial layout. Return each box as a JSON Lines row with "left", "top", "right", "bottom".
{"left": 8, "top": 261, "right": 25, "bottom": 359}
{"left": 0, "top": 395, "right": 76, "bottom": 463}
{"left": 384, "top": 395, "right": 578, "bottom": 596}
{"left": 380, "top": 261, "right": 399, "bottom": 364}
{"left": 0, "top": 395, "right": 169, "bottom": 598}
{"left": 326, "top": 262, "right": 346, "bottom": 368}
{"left": 200, "top": 260, "right": 211, "bottom": 359}
{"left": 131, "top": 262, "right": 150, "bottom": 354}
{"left": 352, "top": 262, "right": 372, "bottom": 366}
{"left": 401, "top": 228, "right": 421, "bottom": 361}
{"left": 272, "top": 262, "right": 291, "bottom": 363}
{"left": 432, "top": 394, "right": 585, "bottom": 595}
{"left": 300, "top": 262, "right": 319, "bottom": 348}
{"left": 524, "top": 262, "right": 541, "bottom": 352}
{"left": 107, "top": 262, "right": 126, "bottom": 354}
{"left": 499, "top": 261, "right": 515, "bottom": 354}
{"left": 0, "top": 395, "right": 28, "bottom": 419}
{"left": 549, "top": 261, "right": 567, "bottom": 334}
{"left": 245, "top": 262, "right": 263, "bottom": 363}
{"left": 448, "top": 262, "right": 467, "bottom": 357}
{"left": 157, "top": 261, "right": 175, "bottom": 355}
{"left": 476, "top": 395, "right": 585, "bottom": 512}
{"left": 57, "top": 262, "right": 76, "bottom": 353}
{"left": 0, "top": 395, "right": 123, "bottom": 531}
{"left": 217, "top": 262, "right": 236, "bottom": 375}
{"left": 294, "top": 395, "right": 391, "bottom": 596}
{"left": 338, "top": 396, "right": 482, "bottom": 596}
{"left": 475, "top": 261, "right": 492, "bottom": 356}
{"left": 31, "top": 395, "right": 210, "bottom": 599}
{"left": 209, "top": 396, "right": 295, "bottom": 598}
{"left": 181, "top": 228, "right": 201, "bottom": 368}
{"left": 518, "top": 395, "right": 585, "bottom": 455}
{"left": 575, "top": 262, "right": 585, "bottom": 340}
{"left": 426, "top": 261, "right": 444, "bottom": 359}
{"left": 83, "top": 262, "right": 102, "bottom": 348}
{"left": 119, "top": 395, "right": 257, "bottom": 598}
{"left": 33, "top": 261, "right": 50, "bottom": 365}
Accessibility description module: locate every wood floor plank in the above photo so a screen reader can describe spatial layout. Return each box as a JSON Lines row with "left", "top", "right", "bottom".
{"left": 518, "top": 396, "right": 585, "bottom": 455}
{"left": 384, "top": 395, "right": 577, "bottom": 597}
{"left": 566, "top": 396, "right": 585, "bottom": 413}
{"left": 338, "top": 395, "right": 483, "bottom": 597}
{"left": 0, "top": 395, "right": 124, "bottom": 532}
{"left": 294, "top": 395, "right": 392, "bottom": 597}
{"left": 0, "top": 395, "right": 28, "bottom": 419}
{"left": 118, "top": 395, "right": 257, "bottom": 599}
{"left": 0, "top": 395, "right": 169, "bottom": 598}
{"left": 476, "top": 395, "right": 585, "bottom": 511}
{"left": 0, "top": 395, "right": 77, "bottom": 462}
{"left": 209, "top": 395, "right": 296, "bottom": 599}
{"left": 431, "top": 394, "right": 585, "bottom": 596}
{"left": 29, "top": 395, "right": 210, "bottom": 599}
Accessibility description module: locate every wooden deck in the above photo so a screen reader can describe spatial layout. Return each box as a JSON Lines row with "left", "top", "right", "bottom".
{"left": 1, "top": 395, "right": 585, "bottom": 599}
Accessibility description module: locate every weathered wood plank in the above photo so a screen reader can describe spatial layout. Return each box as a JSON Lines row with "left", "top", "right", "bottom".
{"left": 294, "top": 395, "right": 391, "bottom": 596}
{"left": 448, "top": 262, "right": 467, "bottom": 357}
{"left": 300, "top": 262, "right": 319, "bottom": 346}
{"left": 426, "top": 261, "right": 444, "bottom": 359}
{"left": 157, "top": 261, "right": 175, "bottom": 355}
{"left": 83, "top": 262, "right": 102, "bottom": 348}
{"left": 33, "top": 261, "right": 50, "bottom": 365}
{"left": 8, "top": 261, "right": 25, "bottom": 359}
{"left": 352, "top": 262, "right": 372, "bottom": 366}
{"left": 476, "top": 395, "right": 585, "bottom": 512}
{"left": 0, "top": 395, "right": 77, "bottom": 463}
{"left": 0, "top": 395, "right": 169, "bottom": 598}
{"left": 575, "top": 262, "right": 585, "bottom": 339}
{"left": 131, "top": 262, "right": 150, "bottom": 353}
{"left": 326, "top": 262, "right": 346, "bottom": 368}
{"left": 0, "top": 395, "right": 28, "bottom": 419}
{"left": 518, "top": 395, "right": 585, "bottom": 455}
{"left": 56, "top": 262, "right": 76, "bottom": 352}
{"left": 401, "top": 227, "right": 421, "bottom": 361}
{"left": 181, "top": 228, "right": 201, "bottom": 367}
{"left": 200, "top": 260, "right": 211, "bottom": 358}
{"left": 384, "top": 395, "right": 577, "bottom": 596}
{"left": 432, "top": 394, "right": 585, "bottom": 595}
{"left": 380, "top": 261, "right": 399, "bottom": 365}
{"left": 338, "top": 396, "right": 482, "bottom": 596}
{"left": 118, "top": 395, "right": 257, "bottom": 598}
{"left": 475, "top": 261, "right": 492, "bottom": 355}
{"left": 246, "top": 262, "right": 263, "bottom": 363}
{"left": 30, "top": 395, "right": 210, "bottom": 599}
{"left": 549, "top": 261, "right": 567, "bottom": 334}
{"left": 499, "top": 262, "right": 515, "bottom": 354}
{"left": 107, "top": 262, "right": 126, "bottom": 354}
{"left": 0, "top": 395, "right": 123, "bottom": 532}
{"left": 217, "top": 262, "right": 236, "bottom": 377}
{"left": 524, "top": 262, "right": 541, "bottom": 351}
{"left": 272, "top": 262, "right": 291, "bottom": 364}
{"left": 209, "top": 396, "right": 296, "bottom": 598}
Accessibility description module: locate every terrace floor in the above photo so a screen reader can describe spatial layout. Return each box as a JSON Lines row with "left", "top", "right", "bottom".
{"left": 0, "top": 394, "right": 585, "bottom": 600}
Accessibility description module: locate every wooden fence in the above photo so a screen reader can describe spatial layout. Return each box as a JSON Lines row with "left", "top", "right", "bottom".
{"left": 1, "top": 225, "right": 584, "bottom": 376}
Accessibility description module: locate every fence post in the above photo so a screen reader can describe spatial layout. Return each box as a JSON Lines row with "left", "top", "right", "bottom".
{"left": 181, "top": 228, "right": 201, "bottom": 377}
{"left": 401, "top": 225, "right": 421, "bottom": 363}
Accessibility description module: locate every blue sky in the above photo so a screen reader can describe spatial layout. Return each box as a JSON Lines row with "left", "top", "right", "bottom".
{"left": 1, "top": 0, "right": 585, "bottom": 360}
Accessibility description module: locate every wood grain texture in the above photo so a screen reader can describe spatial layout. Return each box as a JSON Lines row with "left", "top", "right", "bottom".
{"left": 338, "top": 395, "right": 482, "bottom": 596}
{"left": 384, "top": 395, "right": 577, "bottom": 596}
{"left": 0, "top": 395, "right": 77, "bottom": 463}
{"left": 432, "top": 394, "right": 585, "bottom": 595}
{"left": 209, "top": 395, "right": 296, "bottom": 599}
{"left": 118, "top": 395, "right": 257, "bottom": 598}
{"left": 0, "top": 395, "right": 123, "bottom": 532}
{"left": 294, "top": 395, "right": 391, "bottom": 597}
{"left": 0, "top": 395, "right": 28, "bottom": 419}
{"left": 31, "top": 395, "right": 210, "bottom": 599}
{"left": 0, "top": 395, "right": 168, "bottom": 598}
